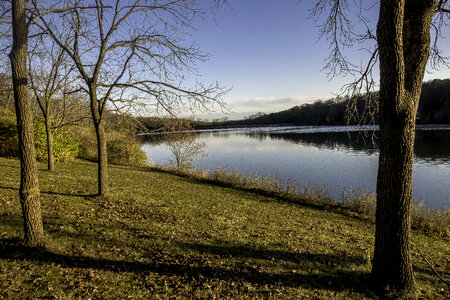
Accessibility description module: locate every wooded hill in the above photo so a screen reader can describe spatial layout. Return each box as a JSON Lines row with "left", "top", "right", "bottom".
{"left": 215, "top": 79, "right": 450, "bottom": 127}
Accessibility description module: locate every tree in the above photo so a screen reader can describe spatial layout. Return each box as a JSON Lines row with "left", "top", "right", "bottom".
{"left": 163, "top": 119, "right": 207, "bottom": 171}
{"left": 33, "top": 0, "right": 226, "bottom": 196}
{"left": 9, "top": 0, "right": 45, "bottom": 247}
{"left": 312, "top": 0, "right": 450, "bottom": 294}
{"left": 28, "top": 35, "right": 82, "bottom": 171}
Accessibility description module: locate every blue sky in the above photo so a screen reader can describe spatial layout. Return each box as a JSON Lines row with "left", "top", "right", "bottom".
{"left": 186, "top": 0, "right": 450, "bottom": 120}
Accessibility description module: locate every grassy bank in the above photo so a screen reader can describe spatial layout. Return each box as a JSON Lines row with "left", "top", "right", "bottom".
{"left": 150, "top": 165, "right": 449, "bottom": 238}
{"left": 0, "top": 157, "right": 448, "bottom": 298}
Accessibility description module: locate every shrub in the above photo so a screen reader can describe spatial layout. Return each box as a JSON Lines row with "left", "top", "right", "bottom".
{"left": 107, "top": 136, "right": 147, "bottom": 166}
{"left": 209, "top": 167, "right": 328, "bottom": 199}
{"left": 411, "top": 200, "right": 450, "bottom": 236}
{"left": 0, "top": 109, "right": 19, "bottom": 157}
{"left": 340, "top": 187, "right": 377, "bottom": 216}
{"left": 33, "top": 122, "right": 80, "bottom": 162}
{"left": 1, "top": 107, "right": 144, "bottom": 166}
{"left": 74, "top": 126, "right": 147, "bottom": 166}
{"left": 341, "top": 188, "right": 449, "bottom": 237}
{"left": 0, "top": 110, "right": 80, "bottom": 162}
{"left": 72, "top": 126, "right": 98, "bottom": 161}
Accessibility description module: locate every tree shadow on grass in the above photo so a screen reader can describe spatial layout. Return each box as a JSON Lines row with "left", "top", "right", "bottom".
{"left": 0, "top": 237, "right": 374, "bottom": 297}
{"left": 0, "top": 161, "right": 20, "bottom": 168}
{"left": 178, "top": 241, "right": 372, "bottom": 292}
{"left": 0, "top": 185, "right": 19, "bottom": 192}
{"left": 178, "top": 240, "right": 366, "bottom": 265}
{"left": 0, "top": 215, "right": 22, "bottom": 227}
{"left": 0, "top": 184, "right": 97, "bottom": 198}
{"left": 41, "top": 190, "right": 98, "bottom": 198}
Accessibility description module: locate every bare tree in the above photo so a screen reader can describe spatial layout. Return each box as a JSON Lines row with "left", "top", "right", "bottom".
{"left": 163, "top": 119, "right": 207, "bottom": 171}
{"left": 8, "top": 0, "right": 45, "bottom": 247}
{"left": 32, "top": 0, "right": 226, "bottom": 196}
{"left": 312, "top": 0, "right": 450, "bottom": 294}
{"left": 28, "top": 35, "right": 83, "bottom": 171}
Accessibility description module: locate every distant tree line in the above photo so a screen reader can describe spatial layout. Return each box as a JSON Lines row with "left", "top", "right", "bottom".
{"left": 136, "top": 116, "right": 213, "bottom": 132}
{"left": 417, "top": 79, "right": 450, "bottom": 123}
{"left": 112, "top": 78, "right": 450, "bottom": 134}
{"left": 213, "top": 79, "right": 450, "bottom": 128}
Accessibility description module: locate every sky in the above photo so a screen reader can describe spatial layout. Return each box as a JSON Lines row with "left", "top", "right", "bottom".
{"left": 184, "top": 0, "right": 450, "bottom": 120}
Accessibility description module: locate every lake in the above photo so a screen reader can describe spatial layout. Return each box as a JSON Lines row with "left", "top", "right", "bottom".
{"left": 140, "top": 125, "right": 450, "bottom": 210}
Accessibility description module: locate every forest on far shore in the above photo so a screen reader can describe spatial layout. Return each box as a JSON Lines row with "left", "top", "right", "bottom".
{"left": 138, "top": 79, "right": 450, "bottom": 131}
{"left": 216, "top": 79, "right": 450, "bottom": 128}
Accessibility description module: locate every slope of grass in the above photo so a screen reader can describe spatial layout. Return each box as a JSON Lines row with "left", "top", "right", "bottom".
{"left": 0, "top": 157, "right": 448, "bottom": 299}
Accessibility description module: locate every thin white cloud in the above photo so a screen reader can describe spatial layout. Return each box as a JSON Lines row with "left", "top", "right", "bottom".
{"left": 184, "top": 96, "right": 324, "bottom": 121}
{"left": 230, "top": 95, "right": 322, "bottom": 113}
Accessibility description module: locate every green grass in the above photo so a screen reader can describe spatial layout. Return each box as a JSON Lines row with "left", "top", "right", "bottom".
{"left": 0, "top": 157, "right": 448, "bottom": 299}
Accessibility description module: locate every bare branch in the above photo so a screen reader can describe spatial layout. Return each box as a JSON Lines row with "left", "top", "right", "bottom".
{"left": 436, "top": 0, "right": 450, "bottom": 13}
{"left": 312, "top": 0, "right": 379, "bottom": 128}
{"left": 430, "top": 1, "right": 450, "bottom": 69}
{"left": 311, "top": 0, "right": 356, "bottom": 78}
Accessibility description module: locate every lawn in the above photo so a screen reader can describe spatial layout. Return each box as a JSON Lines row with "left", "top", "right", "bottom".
{"left": 0, "top": 157, "right": 448, "bottom": 299}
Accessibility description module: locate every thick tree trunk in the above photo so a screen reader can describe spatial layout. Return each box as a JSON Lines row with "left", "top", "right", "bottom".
{"left": 9, "top": 0, "right": 45, "bottom": 247}
{"left": 372, "top": 0, "right": 436, "bottom": 294}
{"left": 45, "top": 118, "right": 55, "bottom": 171}
{"left": 95, "top": 120, "right": 109, "bottom": 196}
{"left": 372, "top": 112, "right": 416, "bottom": 291}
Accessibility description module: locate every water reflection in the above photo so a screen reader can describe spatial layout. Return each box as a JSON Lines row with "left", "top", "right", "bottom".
{"left": 140, "top": 125, "right": 450, "bottom": 208}
{"left": 191, "top": 127, "right": 450, "bottom": 165}
{"left": 207, "top": 131, "right": 379, "bottom": 154}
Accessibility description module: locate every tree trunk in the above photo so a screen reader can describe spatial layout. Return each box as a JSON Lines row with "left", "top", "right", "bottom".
{"left": 372, "top": 0, "right": 436, "bottom": 294}
{"left": 45, "top": 118, "right": 55, "bottom": 171}
{"left": 9, "top": 0, "right": 45, "bottom": 247}
{"left": 95, "top": 119, "right": 109, "bottom": 196}
{"left": 372, "top": 111, "right": 416, "bottom": 292}
{"left": 89, "top": 86, "right": 109, "bottom": 196}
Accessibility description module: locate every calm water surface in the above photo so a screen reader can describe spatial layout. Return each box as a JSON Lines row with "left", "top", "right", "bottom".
{"left": 141, "top": 125, "right": 450, "bottom": 209}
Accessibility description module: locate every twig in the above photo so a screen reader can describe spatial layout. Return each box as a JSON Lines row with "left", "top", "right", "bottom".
{"left": 414, "top": 244, "right": 450, "bottom": 292}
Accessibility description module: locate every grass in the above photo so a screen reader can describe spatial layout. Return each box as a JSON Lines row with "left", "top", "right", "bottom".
{"left": 154, "top": 165, "right": 450, "bottom": 237}
{"left": 0, "top": 156, "right": 449, "bottom": 299}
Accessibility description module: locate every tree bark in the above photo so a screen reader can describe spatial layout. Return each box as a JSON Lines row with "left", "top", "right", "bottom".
{"left": 89, "top": 87, "right": 109, "bottom": 196}
{"left": 45, "top": 118, "right": 55, "bottom": 171}
{"left": 95, "top": 119, "right": 109, "bottom": 196}
{"left": 9, "top": 0, "right": 45, "bottom": 247}
{"left": 372, "top": 0, "right": 436, "bottom": 294}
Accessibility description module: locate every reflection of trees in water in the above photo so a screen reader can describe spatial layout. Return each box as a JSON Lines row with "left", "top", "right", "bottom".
{"left": 206, "top": 129, "right": 450, "bottom": 163}
{"left": 141, "top": 129, "right": 450, "bottom": 164}
{"left": 250, "top": 131, "right": 379, "bottom": 154}
{"left": 141, "top": 130, "right": 233, "bottom": 145}
{"left": 414, "top": 130, "right": 450, "bottom": 164}
{"left": 140, "top": 133, "right": 173, "bottom": 145}
{"left": 211, "top": 131, "right": 232, "bottom": 139}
